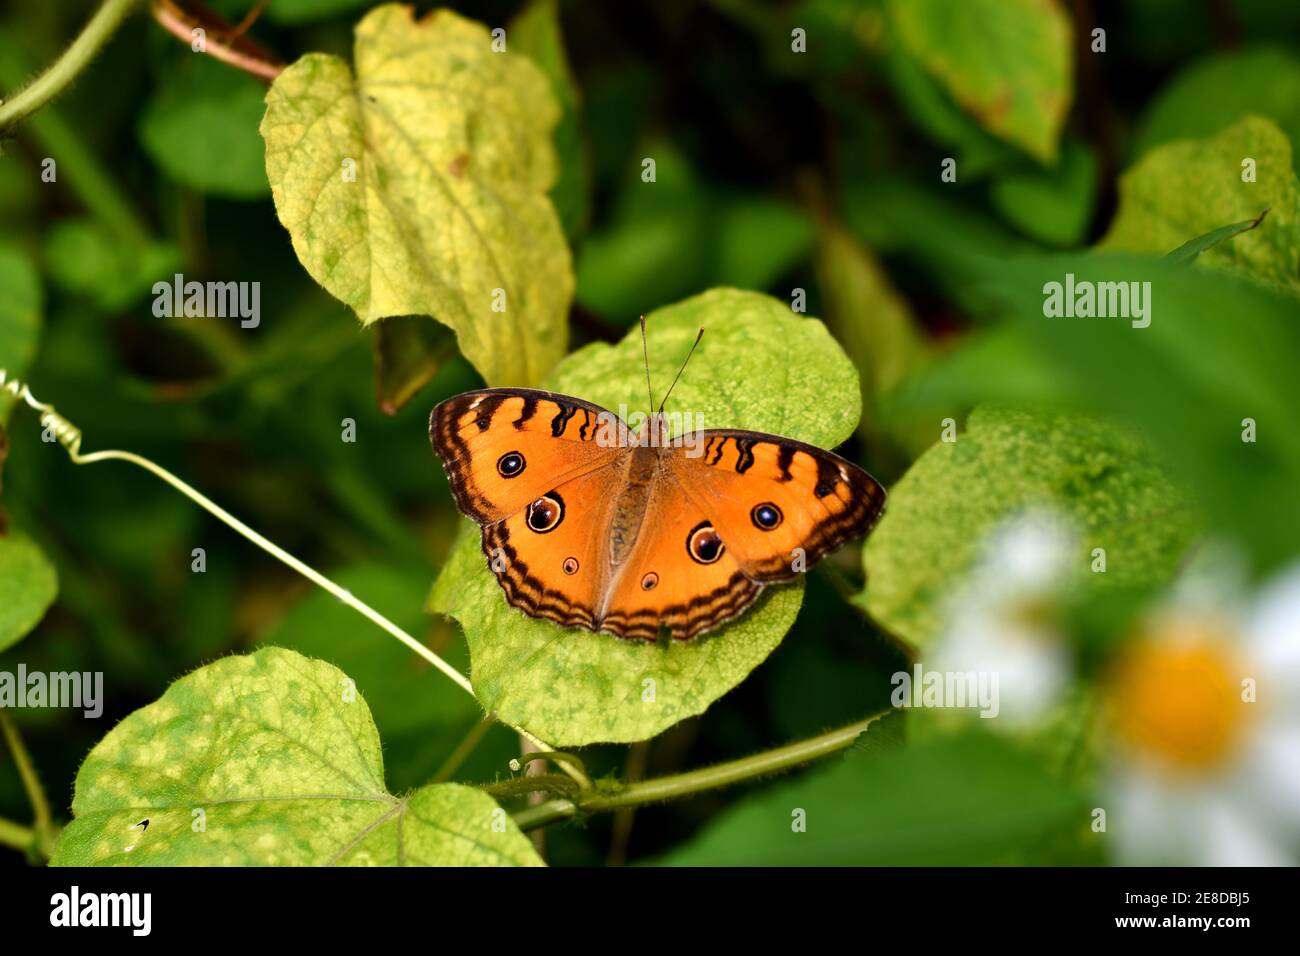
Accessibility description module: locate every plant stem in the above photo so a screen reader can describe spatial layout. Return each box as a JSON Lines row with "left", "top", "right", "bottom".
{"left": 0, "top": 816, "right": 36, "bottom": 854}
{"left": 0, "top": 710, "right": 54, "bottom": 854}
{"left": 512, "top": 711, "right": 887, "bottom": 831}
{"left": 0, "top": 372, "right": 591, "bottom": 790}
{"left": 150, "top": 0, "right": 283, "bottom": 81}
{"left": 429, "top": 717, "right": 494, "bottom": 784}
{"left": 0, "top": 0, "right": 143, "bottom": 134}
{"left": 0, "top": 21, "right": 152, "bottom": 243}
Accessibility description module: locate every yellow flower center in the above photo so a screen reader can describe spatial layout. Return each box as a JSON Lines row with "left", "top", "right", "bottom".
{"left": 1107, "top": 626, "right": 1251, "bottom": 772}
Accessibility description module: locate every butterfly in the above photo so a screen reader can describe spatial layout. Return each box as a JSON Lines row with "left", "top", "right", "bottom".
{"left": 430, "top": 322, "right": 886, "bottom": 641}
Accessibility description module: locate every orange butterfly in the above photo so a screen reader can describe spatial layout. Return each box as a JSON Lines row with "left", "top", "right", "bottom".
{"left": 430, "top": 322, "right": 886, "bottom": 640}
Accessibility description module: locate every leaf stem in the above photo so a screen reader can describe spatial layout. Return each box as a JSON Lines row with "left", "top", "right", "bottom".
{"left": 149, "top": 0, "right": 283, "bottom": 82}
{"left": 512, "top": 711, "right": 888, "bottom": 831}
{"left": 0, "top": 710, "right": 55, "bottom": 855}
{"left": 0, "top": 372, "right": 590, "bottom": 789}
{"left": 0, "top": 0, "right": 143, "bottom": 134}
{"left": 429, "top": 716, "right": 494, "bottom": 784}
{"left": 0, "top": 816, "right": 37, "bottom": 854}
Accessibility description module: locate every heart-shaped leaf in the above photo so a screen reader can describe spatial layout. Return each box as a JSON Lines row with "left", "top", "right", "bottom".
{"left": 261, "top": 4, "right": 572, "bottom": 386}
{"left": 51, "top": 648, "right": 541, "bottom": 867}
{"left": 429, "top": 288, "right": 863, "bottom": 746}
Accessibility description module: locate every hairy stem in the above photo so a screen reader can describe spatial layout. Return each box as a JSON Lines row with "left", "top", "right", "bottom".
{"left": 512, "top": 711, "right": 888, "bottom": 831}
{"left": 0, "top": 0, "right": 143, "bottom": 134}
{"left": 0, "top": 816, "right": 37, "bottom": 854}
{"left": 0, "top": 710, "right": 54, "bottom": 854}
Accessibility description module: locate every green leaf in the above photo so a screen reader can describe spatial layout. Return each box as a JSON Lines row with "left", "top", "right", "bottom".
{"left": 510, "top": 0, "right": 590, "bottom": 239}
{"left": 859, "top": 405, "right": 1199, "bottom": 647}
{"left": 1164, "top": 209, "right": 1270, "bottom": 264}
{"left": 812, "top": 219, "right": 930, "bottom": 456}
{"left": 1100, "top": 117, "right": 1300, "bottom": 295}
{"left": 138, "top": 55, "right": 270, "bottom": 199}
{"left": 264, "top": 0, "right": 379, "bottom": 25}
{"left": 885, "top": 0, "right": 1073, "bottom": 162}
{"left": 658, "top": 719, "right": 1090, "bottom": 865}
{"left": 372, "top": 315, "right": 459, "bottom": 415}
{"left": 714, "top": 196, "right": 813, "bottom": 290}
{"left": 0, "top": 531, "right": 58, "bottom": 652}
{"left": 1132, "top": 47, "right": 1300, "bottom": 172}
{"left": 965, "top": 253, "right": 1300, "bottom": 573}
{"left": 989, "top": 139, "right": 1099, "bottom": 247}
{"left": 51, "top": 647, "right": 542, "bottom": 867}
{"left": 0, "top": 244, "right": 40, "bottom": 385}
{"left": 41, "top": 219, "right": 182, "bottom": 312}
{"left": 261, "top": 5, "right": 573, "bottom": 386}
{"left": 429, "top": 289, "right": 862, "bottom": 746}
{"left": 877, "top": 26, "right": 1023, "bottom": 180}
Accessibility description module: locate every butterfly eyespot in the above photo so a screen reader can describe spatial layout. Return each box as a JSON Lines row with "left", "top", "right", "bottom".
{"left": 562, "top": 557, "right": 579, "bottom": 575}
{"left": 687, "top": 522, "right": 724, "bottom": 564}
{"left": 641, "top": 572, "right": 659, "bottom": 590}
{"left": 526, "top": 492, "right": 565, "bottom": 533}
{"left": 496, "top": 451, "right": 526, "bottom": 478}
{"left": 751, "top": 502, "right": 783, "bottom": 530}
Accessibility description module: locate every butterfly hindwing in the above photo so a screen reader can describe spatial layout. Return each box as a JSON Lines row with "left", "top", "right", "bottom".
{"left": 481, "top": 466, "right": 623, "bottom": 632}
{"left": 597, "top": 476, "right": 761, "bottom": 640}
{"left": 430, "top": 388, "right": 622, "bottom": 524}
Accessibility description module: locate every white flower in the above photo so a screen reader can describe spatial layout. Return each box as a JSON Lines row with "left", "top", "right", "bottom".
{"left": 1105, "top": 559, "right": 1300, "bottom": 866}
{"left": 930, "top": 511, "right": 1077, "bottom": 727}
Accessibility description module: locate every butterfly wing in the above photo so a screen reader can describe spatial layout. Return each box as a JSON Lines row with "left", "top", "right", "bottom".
{"left": 667, "top": 429, "right": 886, "bottom": 583}
{"left": 482, "top": 466, "right": 627, "bottom": 631}
{"left": 431, "top": 388, "right": 629, "bottom": 630}
{"left": 594, "top": 473, "right": 762, "bottom": 640}
{"left": 430, "top": 388, "right": 622, "bottom": 523}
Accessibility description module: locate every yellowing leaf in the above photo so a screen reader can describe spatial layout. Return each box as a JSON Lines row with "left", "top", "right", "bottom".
{"left": 886, "top": 0, "right": 1073, "bottom": 162}
{"left": 261, "top": 5, "right": 573, "bottom": 385}
{"left": 1101, "top": 116, "right": 1300, "bottom": 295}
{"left": 52, "top": 648, "right": 542, "bottom": 867}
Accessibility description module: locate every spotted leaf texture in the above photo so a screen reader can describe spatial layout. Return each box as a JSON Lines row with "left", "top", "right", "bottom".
{"left": 428, "top": 289, "right": 863, "bottom": 746}
{"left": 1101, "top": 116, "right": 1300, "bottom": 295}
{"left": 859, "top": 405, "right": 1200, "bottom": 647}
{"left": 51, "top": 648, "right": 542, "bottom": 867}
{"left": 261, "top": 4, "right": 572, "bottom": 385}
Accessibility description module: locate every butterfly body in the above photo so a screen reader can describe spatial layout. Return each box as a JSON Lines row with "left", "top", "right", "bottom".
{"left": 432, "top": 387, "right": 885, "bottom": 640}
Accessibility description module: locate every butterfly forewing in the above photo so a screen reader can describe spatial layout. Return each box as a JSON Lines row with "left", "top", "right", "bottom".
{"left": 430, "top": 388, "right": 622, "bottom": 524}
{"left": 666, "top": 430, "right": 886, "bottom": 583}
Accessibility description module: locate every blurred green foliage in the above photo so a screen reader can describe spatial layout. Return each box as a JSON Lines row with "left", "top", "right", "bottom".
{"left": 0, "top": 0, "right": 1297, "bottom": 867}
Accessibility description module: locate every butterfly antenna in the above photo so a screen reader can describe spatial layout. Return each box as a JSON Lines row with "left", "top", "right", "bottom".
{"left": 658, "top": 328, "right": 704, "bottom": 414}
{"left": 640, "top": 315, "right": 656, "bottom": 413}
